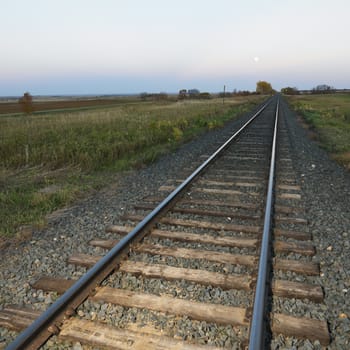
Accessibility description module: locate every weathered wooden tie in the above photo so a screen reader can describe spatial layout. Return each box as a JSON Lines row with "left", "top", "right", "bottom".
{"left": 271, "top": 313, "right": 329, "bottom": 346}
{"left": 134, "top": 203, "right": 261, "bottom": 220}
{"left": 93, "top": 287, "right": 249, "bottom": 326}
{"left": 60, "top": 318, "right": 222, "bottom": 350}
{"left": 90, "top": 241, "right": 257, "bottom": 267}
{"left": 105, "top": 225, "right": 258, "bottom": 248}
{"left": 0, "top": 307, "right": 221, "bottom": 349}
{"left": 141, "top": 197, "right": 261, "bottom": 210}
{"left": 67, "top": 256, "right": 252, "bottom": 291}
{"left": 274, "top": 228, "right": 312, "bottom": 241}
{"left": 121, "top": 214, "right": 262, "bottom": 234}
{"left": 32, "top": 275, "right": 324, "bottom": 304}
{"left": 158, "top": 185, "right": 260, "bottom": 197}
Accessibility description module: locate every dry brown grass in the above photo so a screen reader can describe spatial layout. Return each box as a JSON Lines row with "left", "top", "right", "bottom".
{"left": 0, "top": 96, "right": 141, "bottom": 115}
{"left": 331, "top": 151, "right": 350, "bottom": 170}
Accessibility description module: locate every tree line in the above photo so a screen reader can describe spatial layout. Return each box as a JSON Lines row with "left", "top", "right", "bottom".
{"left": 281, "top": 84, "right": 336, "bottom": 95}
{"left": 17, "top": 81, "right": 339, "bottom": 115}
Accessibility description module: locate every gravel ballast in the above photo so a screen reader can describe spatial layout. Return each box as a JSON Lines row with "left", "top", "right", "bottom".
{"left": 1, "top": 99, "right": 349, "bottom": 349}
{"left": 277, "top": 99, "right": 350, "bottom": 349}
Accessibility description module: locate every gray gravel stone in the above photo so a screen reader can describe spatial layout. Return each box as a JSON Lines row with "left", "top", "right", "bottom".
{"left": 275, "top": 99, "right": 350, "bottom": 349}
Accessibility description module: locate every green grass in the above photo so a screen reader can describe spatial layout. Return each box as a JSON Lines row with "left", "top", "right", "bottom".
{"left": 0, "top": 96, "right": 263, "bottom": 237}
{"left": 287, "top": 94, "right": 350, "bottom": 168}
{"left": 1, "top": 99, "right": 259, "bottom": 170}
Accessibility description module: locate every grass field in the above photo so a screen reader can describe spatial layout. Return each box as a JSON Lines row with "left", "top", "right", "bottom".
{"left": 287, "top": 94, "right": 350, "bottom": 169}
{"left": 0, "top": 96, "right": 263, "bottom": 238}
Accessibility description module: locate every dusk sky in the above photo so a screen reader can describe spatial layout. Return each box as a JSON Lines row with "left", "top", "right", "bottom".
{"left": 1, "top": 0, "right": 349, "bottom": 96}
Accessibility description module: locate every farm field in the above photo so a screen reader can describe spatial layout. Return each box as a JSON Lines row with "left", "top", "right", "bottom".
{"left": 0, "top": 95, "right": 262, "bottom": 239}
{"left": 0, "top": 96, "right": 142, "bottom": 115}
{"left": 287, "top": 93, "right": 350, "bottom": 169}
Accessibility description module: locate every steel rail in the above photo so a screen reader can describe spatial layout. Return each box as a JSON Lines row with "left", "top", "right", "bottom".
{"left": 248, "top": 98, "right": 279, "bottom": 349}
{"left": 6, "top": 99, "right": 272, "bottom": 350}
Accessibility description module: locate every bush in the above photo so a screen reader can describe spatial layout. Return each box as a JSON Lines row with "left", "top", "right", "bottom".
{"left": 18, "top": 92, "right": 34, "bottom": 114}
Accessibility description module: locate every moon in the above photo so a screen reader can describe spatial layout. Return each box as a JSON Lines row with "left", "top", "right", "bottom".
{"left": 254, "top": 57, "right": 260, "bottom": 62}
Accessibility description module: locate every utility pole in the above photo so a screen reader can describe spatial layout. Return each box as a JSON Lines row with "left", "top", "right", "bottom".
{"left": 223, "top": 85, "right": 226, "bottom": 104}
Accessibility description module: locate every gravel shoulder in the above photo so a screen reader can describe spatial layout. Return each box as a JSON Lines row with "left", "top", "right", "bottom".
{"left": 1, "top": 100, "right": 349, "bottom": 349}
{"left": 281, "top": 98, "right": 350, "bottom": 349}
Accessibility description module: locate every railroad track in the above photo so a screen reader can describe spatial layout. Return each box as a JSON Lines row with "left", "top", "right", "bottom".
{"left": 1, "top": 96, "right": 330, "bottom": 349}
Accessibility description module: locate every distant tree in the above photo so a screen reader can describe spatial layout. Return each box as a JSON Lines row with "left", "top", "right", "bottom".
{"left": 256, "top": 81, "right": 273, "bottom": 95}
{"left": 188, "top": 89, "right": 200, "bottom": 98}
{"left": 199, "top": 92, "right": 212, "bottom": 99}
{"left": 178, "top": 89, "right": 187, "bottom": 100}
{"left": 18, "top": 92, "right": 34, "bottom": 114}
{"left": 311, "top": 84, "right": 335, "bottom": 94}
{"left": 218, "top": 91, "right": 232, "bottom": 98}
{"left": 140, "top": 92, "right": 148, "bottom": 100}
{"left": 233, "top": 90, "right": 252, "bottom": 96}
{"left": 154, "top": 92, "right": 168, "bottom": 101}
{"left": 281, "top": 87, "right": 299, "bottom": 95}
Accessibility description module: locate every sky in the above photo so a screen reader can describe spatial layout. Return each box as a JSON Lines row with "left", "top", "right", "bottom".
{"left": 1, "top": 0, "right": 349, "bottom": 96}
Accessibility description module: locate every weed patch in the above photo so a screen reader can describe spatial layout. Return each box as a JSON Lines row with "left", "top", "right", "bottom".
{"left": 288, "top": 94, "right": 350, "bottom": 166}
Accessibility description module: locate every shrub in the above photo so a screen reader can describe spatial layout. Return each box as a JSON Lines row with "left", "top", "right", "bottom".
{"left": 18, "top": 92, "right": 34, "bottom": 114}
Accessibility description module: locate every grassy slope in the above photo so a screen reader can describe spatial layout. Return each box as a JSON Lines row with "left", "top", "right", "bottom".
{"left": 287, "top": 94, "right": 350, "bottom": 169}
{"left": 0, "top": 96, "right": 263, "bottom": 238}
